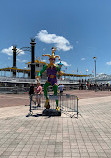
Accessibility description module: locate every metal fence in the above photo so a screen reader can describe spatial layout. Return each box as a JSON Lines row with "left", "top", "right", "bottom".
{"left": 26, "top": 94, "right": 79, "bottom": 118}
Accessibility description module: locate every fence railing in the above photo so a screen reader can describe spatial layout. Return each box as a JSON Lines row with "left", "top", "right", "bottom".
{"left": 0, "top": 76, "right": 79, "bottom": 84}
{"left": 26, "top": 94, "right": 79, "bottom": 118}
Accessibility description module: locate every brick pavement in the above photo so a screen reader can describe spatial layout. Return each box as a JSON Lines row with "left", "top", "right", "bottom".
{"left": 0, "top": 91, "right": 111, "bottom": 157}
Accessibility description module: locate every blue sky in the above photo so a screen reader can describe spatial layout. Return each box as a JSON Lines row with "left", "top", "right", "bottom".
{"left": 0, "top": 0, "right": 111, "bottom": 75}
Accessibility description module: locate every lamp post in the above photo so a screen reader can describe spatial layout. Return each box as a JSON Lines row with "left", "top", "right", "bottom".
{"left": 93, "top": 57, "right": 97, "bottom": 90}
{"left": 86, "top": 69, "right": 88, "bottom": 79}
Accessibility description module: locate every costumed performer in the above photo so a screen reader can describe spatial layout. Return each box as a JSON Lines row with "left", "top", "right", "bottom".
{"left": 37, "top": 47, "right": 63, "bottom": 109}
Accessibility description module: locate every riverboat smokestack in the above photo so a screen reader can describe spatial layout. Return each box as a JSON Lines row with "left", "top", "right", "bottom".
{"left": 30, "top": 39, "right": 36, "bottom": 79}
{"left": 12, "top": 46, "right": 17, "bottom": 77}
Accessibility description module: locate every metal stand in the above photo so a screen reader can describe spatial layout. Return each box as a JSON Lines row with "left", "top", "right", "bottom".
{"left": 26, "top": 94, "right": 33, "bottom": 117}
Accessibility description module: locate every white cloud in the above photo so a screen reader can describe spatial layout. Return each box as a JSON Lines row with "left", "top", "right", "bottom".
{"left": 56, "top": 61, "right": 71, "bottom": 66}
{"left": 17, "top": 59, "right": 28, "bottom": 63}
{"left": 35, "top": 30, "right": 73, "bottom": 51}
{"left": 1, "top": 46, "right": 13, "bottom": 56}
{"left": 41, "top": 59, "right": 47, "bottom": 62}
{"left": 1, "top": 46, "right": 25, "bottom": 56}
{"left": 106, "top": 61, "right": 111, "bottom": 65}
{"left": 81, "top": 58, "right": 85, "bottom": 61}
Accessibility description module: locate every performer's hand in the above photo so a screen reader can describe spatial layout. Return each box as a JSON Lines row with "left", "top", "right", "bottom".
{"left": 36, "top": 76, "right": 40, "bottom": 83}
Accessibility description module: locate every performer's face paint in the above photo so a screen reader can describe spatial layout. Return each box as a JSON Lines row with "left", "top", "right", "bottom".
{"left": 59, "top": 65, "right": 62, "bottom": 69}
{"left": 49, "top": 58, "right": 55, "bottom": 65}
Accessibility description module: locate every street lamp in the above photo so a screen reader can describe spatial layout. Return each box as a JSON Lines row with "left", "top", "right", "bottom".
{"left": 93, "top": 57, "right": 97, "bottom": 90}
{"left": 86, "top": 69, "right": 88, "bottom": 82}
{"left": 86, "top": 69, "right": 88, "bottom": 76}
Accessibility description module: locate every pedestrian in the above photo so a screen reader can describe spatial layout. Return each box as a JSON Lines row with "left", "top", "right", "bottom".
{"left": 29, "top": 83, "right": 36, "bottom": 105}
{"left": 35, "top": 82, "right": 43, "bottom": 107}
{"left": 58, "top": 84, "right": 64, "bottom": 95}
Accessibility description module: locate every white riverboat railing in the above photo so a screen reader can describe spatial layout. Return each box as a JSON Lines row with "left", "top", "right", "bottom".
{"left": 0, "top": 76, "right": 79, "bottom": 84}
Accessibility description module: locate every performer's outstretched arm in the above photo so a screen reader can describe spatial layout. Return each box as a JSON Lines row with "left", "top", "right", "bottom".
{"left": 57, "top": 65, "right": 61, "bottom": 72}
{"left": 38, "top": 64, "right": 47, "bottom": 77}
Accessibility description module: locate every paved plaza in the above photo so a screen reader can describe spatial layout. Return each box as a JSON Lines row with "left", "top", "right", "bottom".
{"left": 0, "top": 90, "right": 111, "bottom": 158}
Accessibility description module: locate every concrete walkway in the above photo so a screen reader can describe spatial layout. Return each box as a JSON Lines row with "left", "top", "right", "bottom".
{"left": 0, "top": 94, "right": 111, "bottom": 157}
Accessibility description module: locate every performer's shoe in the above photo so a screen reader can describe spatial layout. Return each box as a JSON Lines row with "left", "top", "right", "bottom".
{"left": 45, "top": 99, "right": 50, "bottom": 109}
{"left": 56, "top": 106, "right": 60, "bottom": 111}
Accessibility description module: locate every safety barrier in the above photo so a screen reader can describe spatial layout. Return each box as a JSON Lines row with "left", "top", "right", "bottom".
{"left": 26, "top": 94, "right": 79, "bottom": 118}
{"left": 60, "top": 94, "right": 79, "bottom": 118}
